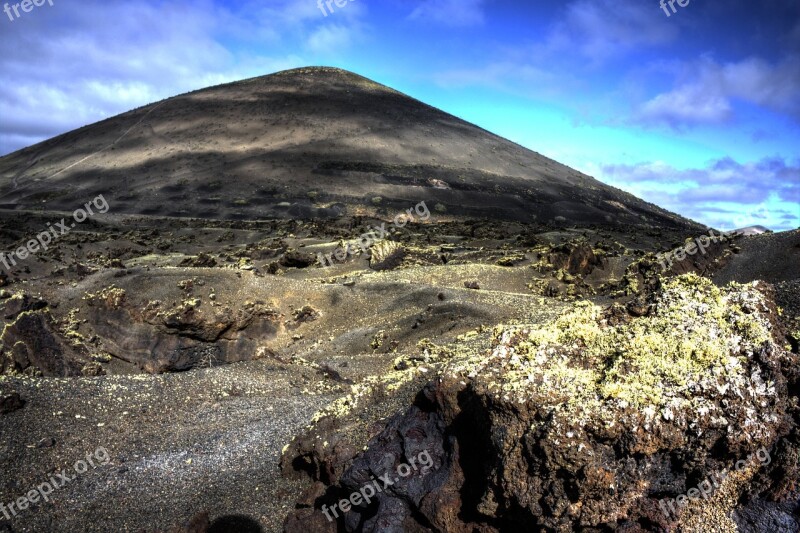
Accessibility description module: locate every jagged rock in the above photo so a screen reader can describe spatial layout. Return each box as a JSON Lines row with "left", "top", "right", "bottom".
{"left": 1, "top": 293, "right": 47, "bottom": 320}
{"left": 625, "top": 296, "right": 650, "bottom": 317}
{"left": 0, "top": 302, "right": 82, "bottom": 377}
{"left": 84, "top": 292, "right": 282, "bottom": 373}
{"left": 284, "top": 274, "right": 799, "bottom": 531}
{"left": 81, "top": 361, "right": 105, "bottom": 376}
{"left": 733, "top": 497, "right": 800, "bottom": 532}
{"left": 280, "top": 250, "right": 316, "bottom": 268}
{"left": 293, "top": 305, "right": 319, "bottom": 323}
{"left": 548, "top": 241, "right": 602, "bottom": 276}
{"left": 74, "top": 263, "right": 99, "bottom": 277}
{"left": 179, "top": 253, "right": 217, "bottom": 268}
{"left": 544, "top": 279, "right": 563, "bottom": 297}
{"left": 369, "top": 241, "right": 405, "bottom": 271}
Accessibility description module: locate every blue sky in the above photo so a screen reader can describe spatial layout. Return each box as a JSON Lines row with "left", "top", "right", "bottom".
{"left": 1, "top": 0, "right": 798, "bottom": 230}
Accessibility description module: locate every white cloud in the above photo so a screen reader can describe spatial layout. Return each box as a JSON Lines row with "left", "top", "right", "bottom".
{"left": 634, "top": 56, "right": 800, "bottom": 128}
{"left": 547, "top": 0, "right": 677, "bottom": 63}
{"left": 307, "top": 24, "right": 355, "bottom": 53}
{"left": 0, "top": 0, "right": 366, "bottom": 155}
{"left": 594, "top": 157, "right": 800, "bottom": 231}
{"left": 636, "top": 83, "right": 733, "bottom": 127}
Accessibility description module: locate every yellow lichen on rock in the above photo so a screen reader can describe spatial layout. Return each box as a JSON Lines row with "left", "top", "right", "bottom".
{"left": 451, "top": 274, "right": 778, "bottom": 425}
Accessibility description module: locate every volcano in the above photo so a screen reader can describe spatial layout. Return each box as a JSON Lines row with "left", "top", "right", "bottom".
{"left": 0, "top": 67, "right": 699, "bottom": 233}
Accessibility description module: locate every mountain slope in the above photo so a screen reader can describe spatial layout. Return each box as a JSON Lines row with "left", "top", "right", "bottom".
{"left": 0, "top": 67, "right": 700, "bottom": 231}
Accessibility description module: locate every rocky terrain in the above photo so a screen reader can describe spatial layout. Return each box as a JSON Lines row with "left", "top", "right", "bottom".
{"left": 0, "top": 68, "right": 797, "bottom": 532}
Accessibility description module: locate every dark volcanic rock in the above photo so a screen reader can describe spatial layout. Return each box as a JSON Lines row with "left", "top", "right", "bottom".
{"left": 83, "top": 290, "right": 283, "bottom": 373}
{"left": 0, "top": 391, "right": 25, "bottom": 414}
{"left": 284, "top": 274, "right": 800, "bottom": 531}
{"left": 548, "top": 241, "right": 602, "bottom": 276}
{"left": 733, "top": 497, "right": 800, "bottom": 532}
{"left": 1, "top": 293, "right": 47, "bottom": 319}
{"left": 280, "top": 250, "right": 316, "bottom": 269}
{"left": 0, "top": 296, "right": 83, "bottom": 376}
{"left": 179, "top": 253, "right": 218, "bottom": 268}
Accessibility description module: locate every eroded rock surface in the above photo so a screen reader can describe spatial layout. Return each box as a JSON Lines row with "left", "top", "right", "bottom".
{"left": 284, "top": 275, "right": 800, "bottom": 532}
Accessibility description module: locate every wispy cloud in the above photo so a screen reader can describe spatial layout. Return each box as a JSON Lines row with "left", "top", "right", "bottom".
{"left": 595, "top": 157, "right": 800, "bottom": 231}
{"left": 633, "top": 56, "right": 800, "bottom": 128}
{"left": 307, "top": 24, "right": 356, "bottom": 53}
{"left": 0, "top": 0, "right": 366, "bottom": 155}
{"left": 430, "top": 0, "right": 677, "bottom": 102}
{"left": 546, "top": 0, "right": 677, "bottom": 64}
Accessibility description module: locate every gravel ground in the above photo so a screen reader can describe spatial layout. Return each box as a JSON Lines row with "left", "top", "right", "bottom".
{"left": 0, "top": 361, "right": 338, "bottom": 532}
{"left": 713, "top": 229, "right": 800, "bottom": 285}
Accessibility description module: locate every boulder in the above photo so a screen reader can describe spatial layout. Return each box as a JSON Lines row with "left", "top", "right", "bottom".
{"left": 284, "top": 274, "right": 799, "bottom": 531}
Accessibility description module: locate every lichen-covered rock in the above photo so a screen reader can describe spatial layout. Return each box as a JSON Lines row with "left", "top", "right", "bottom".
{"left": 0, "top": 294, "right": 84, "bottom": 377}
{"left": 369, "top": 241, "right": 405, "bottom": 271}
{"left": 85, "top": 294, "right": 283, "bottom": 373}
{"left": 284, "top": 274, "right": 799, "bottom": 531}
{"left": 547, "top": 241, "right": 602, "bottom": 276}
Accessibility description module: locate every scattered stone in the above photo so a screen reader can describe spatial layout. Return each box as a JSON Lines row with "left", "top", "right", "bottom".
{"left": 293, "top": 305, "right": 319, "bottom": 323}
{"left": 317, "top": 363, "right": 352, "bottom": 384}
{"left": 74, "top": 263, "right": 99, "bottom": 277}
{"left": 81, "top": 361, "right": 105, "bottom": 376}
{"left": 179, "top": 253, "right": 217, "bottom": 268}
{"left": 0, "top": 392, "right": 25, "bottom": 414}
{"left": 464, "top": 280, "right": 480, "bottom": 290}
{"left": 36, "top": 437, "right": 56, "bottom": 448}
